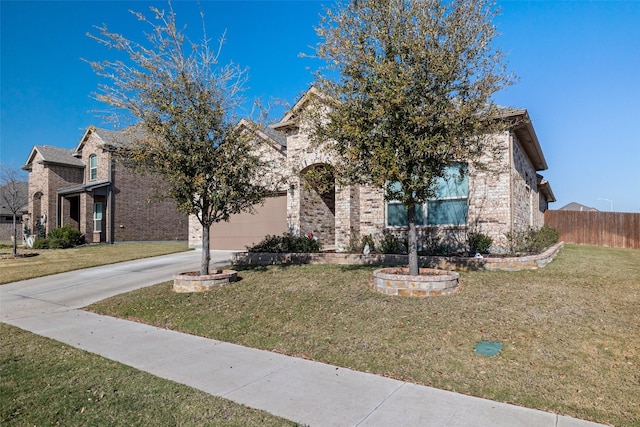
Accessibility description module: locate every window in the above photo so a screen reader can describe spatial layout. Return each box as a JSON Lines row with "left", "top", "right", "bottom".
{"left": 387, "top": 203, "right": 425, "bottom": 226}
{"left": 93, "top": 202, "right": 102, "bottom": 232}
{"left": 386, "top": 164, "right": 469, "bottom": 227}
{"left": 89, "top": 155, "right": 97, "bottom": 180}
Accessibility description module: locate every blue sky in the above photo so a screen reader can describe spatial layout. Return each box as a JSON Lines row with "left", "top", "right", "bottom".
{"left": 1, "top": 0, "right": 639, "bottom": 213}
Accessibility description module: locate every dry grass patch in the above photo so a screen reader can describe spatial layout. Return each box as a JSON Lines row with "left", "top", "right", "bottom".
{"left": 88, "top": 245, "right": 640, "bottom": 426}
{"left": 0, "top": 242, "right": 189, "bottom": 284}
{"left": 0, "top": 324, "right": 297, "bottom": 426}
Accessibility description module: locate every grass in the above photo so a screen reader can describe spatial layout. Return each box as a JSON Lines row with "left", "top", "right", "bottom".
{"left": 0, "top": 324, "right": 298, "bottom": 426}
{"left": 0, "top": 241, "right": 190, "bottom": 284}
{"left": 88, "top": 245, "right": 640, "bottom": 426}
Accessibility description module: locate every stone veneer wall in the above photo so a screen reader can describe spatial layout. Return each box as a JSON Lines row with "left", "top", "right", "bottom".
{"left": 511, "top": 133, "right": 537, "bottom": 232}
{"left": 466, "top": 132, "right": 512, "bottom": 247}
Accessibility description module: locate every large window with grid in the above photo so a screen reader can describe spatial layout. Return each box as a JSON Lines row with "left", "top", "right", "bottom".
{"left": 386, "top": 164, "right": 468, "bottom": 227}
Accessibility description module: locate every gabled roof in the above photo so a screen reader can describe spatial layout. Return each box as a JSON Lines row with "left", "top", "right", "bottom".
{"left": 237, "top": 119, "right": 287, "bottom": 153}
{"left": 74, "top": 126, "right": 142, "bottom": 154}
{"left": 22, "top": 145, "right": 84, "bottom": 171}
{"left": 272, "top": 87, "right": 324, "bottom": 132}
{"left": 559, "top": 202, "right": 598, "bottom": 212}
{"left": 273, "top": 88, "right": 549, "bottom": 172}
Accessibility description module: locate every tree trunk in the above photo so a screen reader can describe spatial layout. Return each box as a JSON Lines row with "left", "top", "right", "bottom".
{"left": 200, "top": 222, "right": 211, "bottom": 275}
{"left": 406, "top": 204, "right": 419, "bottom": 276}
{"left": 12, "top": 213, "right": 17, "bottom": 256}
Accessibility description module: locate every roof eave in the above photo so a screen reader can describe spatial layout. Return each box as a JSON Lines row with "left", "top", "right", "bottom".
{"left": 504, "top": 110, "right": 548, "bottom": 171}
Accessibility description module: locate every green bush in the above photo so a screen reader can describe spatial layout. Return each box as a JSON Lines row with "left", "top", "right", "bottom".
{"left": 247, "top": 233, "right": 322, "bottom": 253}
{"left": 505, "top": 225, "right": 560, "bottom": 255}
{"left": 468, "top": 232, "right": 493, "bottom": 254}
{"left": 32, "top": 225, "right": 85, "bottom": 250}
{"left": 360, "top": 234, "right": 376, "bottom": 253}
{"left": 380, "top": 230, "right": 404, "bottom": 254}
{"left": 527, "top": 225, "right": 560, "bottom": 254}
{"left": 32, "top": 237, "right": 49, "bottom": 249}
{"left": 418, "top": 229, "right": 450, "bottom": 256}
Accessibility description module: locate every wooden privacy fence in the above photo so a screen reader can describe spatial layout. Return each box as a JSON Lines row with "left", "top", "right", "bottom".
{"left": 544, "top": 210, "right": 640, "bottom": 249}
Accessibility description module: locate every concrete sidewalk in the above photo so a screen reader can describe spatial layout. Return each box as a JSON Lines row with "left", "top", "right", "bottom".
{"left": 1, "top": 250, "right": 606, "bottom": 427}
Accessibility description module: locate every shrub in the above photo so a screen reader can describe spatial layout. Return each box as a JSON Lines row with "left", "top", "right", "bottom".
{"left": 468, "top": 232, "right": 493, "bottom": 254}
{"left": 527, "top": 225, "right": 560, "bottom": 254}
{"left": 346, "top": 232, "right": 374, "bottom": 253}
{"left": 418, "top": 229, "right": 451, "bottom": 256}
{"left": 505, "top": 226, "right": 560, "bottom": 255}
{"left": 247, "top": 233, "right": 321, "bottom": 253}
{"left": 380, "top": 230, "right": 404, "bottom": 254}
{"left": 32, "top": 237, "right": 49, "bottom": 249}
{"left": 360, "top": 234, "right": 376, "bottom": 253}
{"left": 35, "top": 222, "right": 46, "bottom": 239}
{"left": 47, "top": 225, "right": 85, "bottom": 248}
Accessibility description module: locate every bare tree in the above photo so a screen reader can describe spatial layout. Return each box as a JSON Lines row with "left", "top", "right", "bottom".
{"left": 311, "top": 0, "right": 515, "bottom": 275}
{"left": 0, "top": 165, "right": 28, "bottom": 256}
{"left": 87, "top": 4, "right": 274, "bottom": 274}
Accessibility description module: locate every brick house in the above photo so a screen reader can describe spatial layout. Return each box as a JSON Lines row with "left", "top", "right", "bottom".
{"left": 190, "top": 88, "right": 555, "bottom": 252}
{"left": 0, "top": 181, "right": 28, "bottom": 242}
{"left": 22, "top": 126, "right": 188, "bottom": 243}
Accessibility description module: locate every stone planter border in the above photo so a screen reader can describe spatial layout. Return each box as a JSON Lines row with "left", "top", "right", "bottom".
{"left": 373, "top": 267, "right": 459, "bottom": 297}
{"left": 173, "top": 270, "right": 237, "bottom": 293}
{"left": 231, "top": 242, "right": 564, "bottom": 272}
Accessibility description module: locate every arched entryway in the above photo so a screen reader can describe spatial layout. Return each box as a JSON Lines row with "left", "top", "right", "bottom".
{"left": 299, "top": 164, "right": 336, "bottom": 247}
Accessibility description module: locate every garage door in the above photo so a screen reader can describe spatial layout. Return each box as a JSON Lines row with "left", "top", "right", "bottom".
{"left": 209, "top": 194, "right": 287, "bottom": 250}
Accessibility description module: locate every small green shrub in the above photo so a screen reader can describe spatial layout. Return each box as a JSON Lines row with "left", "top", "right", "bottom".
{"left": 527, "top": 225, "right": 560, "bottom": 254}
{"left": 35, "top": 222, "right": 46, "bottom": 239}
{"left": 418, "top": 229, "right": 451, "bottom": 256}
{"left": 468, "top": 232, "right": 493, "bottom": 254}
{"left": 380, "top": 230, "right": 404, "bottom": 254}
{"left": 45, "top": 225, "right": 85, "bottom": 249}
{"left": 247, "top": 233, "right": 321, "bottom": 253}
{"left": 506, "top": 225, "right": 560, "bottom": 255}
{"left": 32, "top": 237, "right": 49, "bottom": 249}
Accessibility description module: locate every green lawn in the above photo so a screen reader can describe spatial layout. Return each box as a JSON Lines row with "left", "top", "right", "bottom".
{"left": 0, "top": 241, "right": 190, "bottom": 284}
{"left": 88, "top": 244, "right": 640, "bottom": 426}
{"left": 0, "top": 324, "right": 298, "bottom": 426}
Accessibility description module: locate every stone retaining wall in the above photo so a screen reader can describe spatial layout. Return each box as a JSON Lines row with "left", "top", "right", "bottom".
{"left": 374, "top": 268, "right": 459, "bottom": 296}
{"left": 232, "top": 242, "right": 564, "bottom": 272}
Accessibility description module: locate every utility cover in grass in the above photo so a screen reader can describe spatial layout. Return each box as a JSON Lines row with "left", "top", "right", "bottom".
{"left": 475, "top": 340, "right": 503, "bottom": 357}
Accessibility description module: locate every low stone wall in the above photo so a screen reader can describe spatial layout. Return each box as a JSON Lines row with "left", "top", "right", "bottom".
{"left": 374, "top": 268, "right": 459, "bottom": 296}
{"left": 173, "top": 270, "right": 238, "bottom": 293}
{"left": 232, "top": 242, "right": 564, "bottom": 272}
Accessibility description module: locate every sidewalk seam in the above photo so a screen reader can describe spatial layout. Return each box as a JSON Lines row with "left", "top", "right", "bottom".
{"left": 355, "top": 381, "right": 407, "bottom": 426}
{"left": 219, "top": 362, "right": 295, "bottom": 398}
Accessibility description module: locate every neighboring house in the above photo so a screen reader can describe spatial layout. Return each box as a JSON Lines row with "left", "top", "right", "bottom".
{"left": 0, "top": 181, "right": 28, "bottom": 241}
{"left": 22, "top": 127, "right": 188, "bottom": 243}
{"left": 559, "top": 202, "right": 598, "bottom": 212}
{"left": 189, "top": 88, "right": 556, "bottom": 252}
